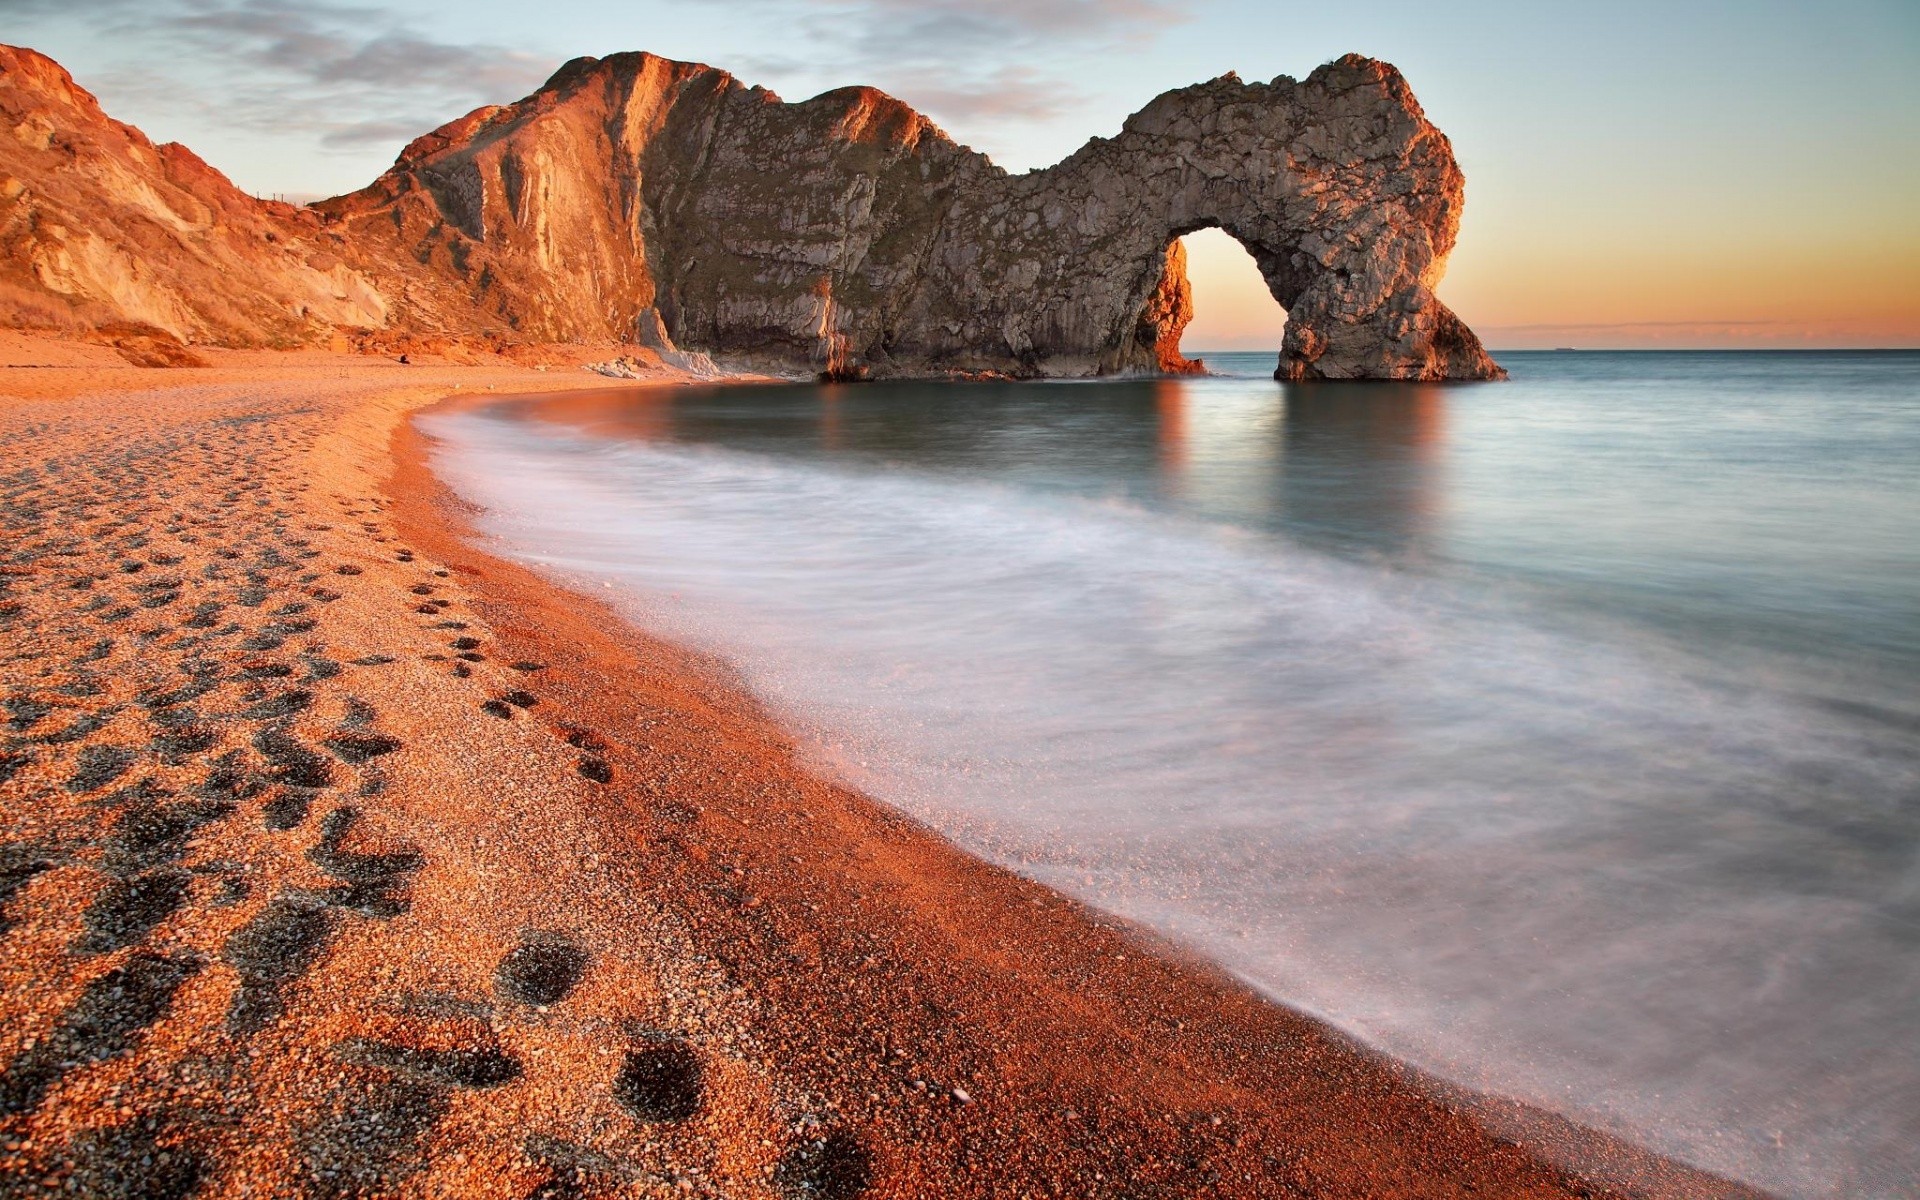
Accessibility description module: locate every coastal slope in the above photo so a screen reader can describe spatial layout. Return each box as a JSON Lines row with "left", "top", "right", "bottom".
{"left": 1, "top": 44, "right": 1502, "bottom": 380}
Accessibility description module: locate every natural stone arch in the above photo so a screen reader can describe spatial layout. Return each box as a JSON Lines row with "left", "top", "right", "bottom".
{"left": 1152, "top": 223, "right": 1292, "bottom": 373}
{"left": 0, "top": 45, "right": 1499, "bottom": 376}
{"left": 304, "top": 52, "right": 1504, "bottom": 380}
{"left": 308, "top": 53, "right": 1501, "bottom": 380}
{"left": 893, "top": 57, "right": 1502, "bottom": 380}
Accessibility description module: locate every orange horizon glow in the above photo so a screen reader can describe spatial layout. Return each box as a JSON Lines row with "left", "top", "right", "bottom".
{"left": 1179, "top": 228, "right": 1920, "bottom": 353}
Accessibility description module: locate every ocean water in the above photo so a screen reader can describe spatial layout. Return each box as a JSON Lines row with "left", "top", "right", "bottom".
{"left": 423, "top": 351, "right": 1920, "bottom": 1197}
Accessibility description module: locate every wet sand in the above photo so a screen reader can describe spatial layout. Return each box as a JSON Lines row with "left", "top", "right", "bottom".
{"left": 0, "top": 334, "right": 1764, "bottom": 1198}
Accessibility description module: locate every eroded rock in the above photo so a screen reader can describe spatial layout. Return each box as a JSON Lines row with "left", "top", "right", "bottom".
{"left": 0, "top": 44, "right": 1501, "bottom": 380}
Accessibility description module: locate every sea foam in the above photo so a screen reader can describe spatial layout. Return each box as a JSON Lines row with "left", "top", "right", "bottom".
{"left": 425, "top": 398, "right": 1919, "bottom": 1198}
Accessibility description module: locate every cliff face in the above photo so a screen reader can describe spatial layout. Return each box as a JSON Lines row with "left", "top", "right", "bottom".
{"left": 0, "top": 44, "right": 1503, "bottom": 380}
{"left": 0, "top": 46, "right": 390, "bottom": 347}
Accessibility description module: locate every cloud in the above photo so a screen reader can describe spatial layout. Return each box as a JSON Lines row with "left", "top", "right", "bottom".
{"left": 154, "top": 1, "right": 553, "bottom": 98}
{"left": 53, "top": 0, "right": 556, "bottom": 159}
{"left": 0, "top": 0, "right": 137, "bottom": 13}
{"left": 316, "top": 117, "right": 447, "bottom": 150}
{"left": 888, "top": 66, "right": 1088, "bottom": 122}
{"left": 703, "top": 0, "right": 1186, "bottom": 140}
{"left": 798, "top": 0, "right": 1180, "bottom": 45}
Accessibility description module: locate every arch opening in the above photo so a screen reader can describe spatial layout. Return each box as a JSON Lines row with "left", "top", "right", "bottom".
{"left": 1176, "top": 227, "right": 1289, "bottom": 370}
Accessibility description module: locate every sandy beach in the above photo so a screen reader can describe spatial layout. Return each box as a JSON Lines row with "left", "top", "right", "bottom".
{"left": 0, "top": 335, "right": 1763, "bottom": 1199}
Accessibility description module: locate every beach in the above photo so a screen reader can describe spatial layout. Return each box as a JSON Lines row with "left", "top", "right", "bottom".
{"left": 0, "top": 335, "right": 1764, "bottom": 1198}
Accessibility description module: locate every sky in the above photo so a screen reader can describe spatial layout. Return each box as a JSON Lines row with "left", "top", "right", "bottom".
{"left": 6, "top": 0, "right": 1916, "bottom": 350}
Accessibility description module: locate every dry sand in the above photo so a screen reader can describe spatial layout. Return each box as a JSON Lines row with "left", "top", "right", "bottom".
{"left": 0, "top": 334, "right": 1763, "bottom": 1198}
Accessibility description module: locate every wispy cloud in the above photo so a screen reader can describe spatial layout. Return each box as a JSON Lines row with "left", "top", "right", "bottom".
{"left": 892, "top": 66, "right": 1089, "bottom": 122}
{"left": 154, "top": 0, "right": 551, "bottom": 97}
{"left": 705, "top": 0, "right": 1187, "bottom": 140}
{"left": 60, "top": 0, "right": 555, "bottom": 157}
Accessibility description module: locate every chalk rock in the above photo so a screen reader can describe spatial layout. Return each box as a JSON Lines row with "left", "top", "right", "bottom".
{"left": 0, "top": 45, "right": 388, "bottom": 346}
{"left": 0, "top": 43, "right": 1502, "bottom": 380}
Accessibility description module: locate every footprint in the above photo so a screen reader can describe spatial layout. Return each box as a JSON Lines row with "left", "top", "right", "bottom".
{"left": 0, "top": 750, "right": 32, "bottom": 787}
{"left": 222, "top": 896, "right": 336, "bottom": 1035}
{"left": 48, "top": 1113, "right": 207, "bottom": 1200}
{"left": 480, "top": 700, "right": 514, "bottom": 720}
{"left": 75, "top": 867, "right": 192, "bottom": 954}
{"left": 0, "top": 842, "right": 55, "bottom": 934}
{"left": 103, "top": 797, "right": 236, "bottom": 874}
{"left": 66, "top": 744, "right": 136, "bottom": 793}
{"left": 0, "top": 951, "right": 202, "bottom": 1115}
{"left": 494, "top": 936, "right": 589, "bottom": 1006}
{"left": 774, "top": 1130, "right": 874, "bottom": 1200}
{"left": 306, "top": 807, "right": 421, "bottom": 916}
{"left": 261, "top": 790, "right": 311, "bottom": 831}
{"left": 5, "top": 694, "right": 52, "bottom": 733}
{"left": 577, "top": 758, "right": 613, "bottom": 785}
{"left": 240, "top": 688, "right": 312, "bottom": 720}
{"left": 198, "top": 749, "right": 263, "bottom": 803}
{"left": 142, "top": 674, "right": 218, "bottom": 713}
{"left": 254, "top": 728, "right": 334, "bottom": 789}
{"left": 293, "top": 1074, "right": 447, "bottom": 1200}
{"left": 335, "top": 1038, "right": 523, "bottom": 1088}
{"left": 321, "top": 732, "right": 403, "bottom": 764}
{"left": 611, "top": 1041, "right": 702, "bottom": 1122}
{"left": 150, "top": 722, "right": 219, "bottom": 761}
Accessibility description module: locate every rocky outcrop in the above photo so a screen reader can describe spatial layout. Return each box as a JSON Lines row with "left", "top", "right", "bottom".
{"left": 0, "top": 46, "right": 391, "bottom": 347}
{"left": 0, "top": 43, "right": 1502, "bottom": 380}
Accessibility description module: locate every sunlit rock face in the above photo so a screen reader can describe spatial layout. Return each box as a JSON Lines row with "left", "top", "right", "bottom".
{"left": 0, "top": 43, "right": 1501, "bottom": 380}
{"left": 0, "top": 45, "right": 390, "bottom": 346}
{"left": 904, "top": 55, "right": 1504, "bottom": 381}
{"left": 327, "top": 51, "right": 1501, "bottom": 380}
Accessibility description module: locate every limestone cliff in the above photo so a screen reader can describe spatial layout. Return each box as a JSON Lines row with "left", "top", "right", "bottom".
{"left": 0, "top": 44, "right": 1503, "bottom": 380}
{"left": 0, "top": 46, "right": 389, "bottom": 347}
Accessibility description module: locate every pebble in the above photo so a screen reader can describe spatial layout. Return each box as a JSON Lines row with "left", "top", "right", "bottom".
{"left": 951, "top": 1087, "right": 971, "bottom": 1104}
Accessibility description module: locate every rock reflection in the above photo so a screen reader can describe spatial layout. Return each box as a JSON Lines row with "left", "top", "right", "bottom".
{"left": 1271, "top": 381, "right": 1449, "bottom": 560}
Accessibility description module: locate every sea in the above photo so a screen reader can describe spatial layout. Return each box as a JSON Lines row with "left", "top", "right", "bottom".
{"left": 422, "top": 350, "right": 1920, "bottom": 1198}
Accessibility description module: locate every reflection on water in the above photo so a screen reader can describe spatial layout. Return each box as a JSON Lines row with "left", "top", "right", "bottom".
{"left": 1270, "top": 382, "right": 1449, "bottom": 559}
{"left": 1153, "top": 378, "right": 1185, "bottom": 477}
{"left": 532, "top": 370, "right": 1456, "bottom": 564}
{"left": 439, "top": 351, "right": 1920, "bottom": 1198}
{"left": 528, "top": 351, "right": 1920, "bottom": 667}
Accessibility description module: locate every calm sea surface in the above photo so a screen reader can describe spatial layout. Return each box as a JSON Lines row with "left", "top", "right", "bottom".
{"left": 426, "top": 351, "right": 1920, "bottom": 1197}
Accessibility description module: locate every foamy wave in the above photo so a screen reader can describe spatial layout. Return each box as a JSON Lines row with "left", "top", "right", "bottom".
{"left": 425, "top": 405, "right": 1920, "bottom": 1198}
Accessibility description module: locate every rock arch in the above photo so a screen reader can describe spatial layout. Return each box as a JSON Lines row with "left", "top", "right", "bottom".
{"left": 896, "top": 57, "right": 1503, "bottom": 380}
{"left": 311, "top": 51, "right": 1502, "bottom": 381}
{"left": 0, "top": 44, "right": 1500, "bottom": 379}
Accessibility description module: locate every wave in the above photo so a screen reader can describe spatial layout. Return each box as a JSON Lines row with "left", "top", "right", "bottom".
{"left": 425, "top": 404, "right": 1920, "bottom": 1198}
